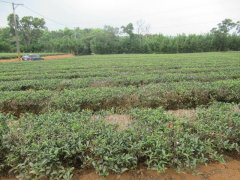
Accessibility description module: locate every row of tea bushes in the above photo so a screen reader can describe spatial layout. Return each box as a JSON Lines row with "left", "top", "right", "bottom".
{"left": 0, "top": 80, "right": 239, "bottom": 115}
{"left": 0, "top": 102, "right": 239, "bottom": 179}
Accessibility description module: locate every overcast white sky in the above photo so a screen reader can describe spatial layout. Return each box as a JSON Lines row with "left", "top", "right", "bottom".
{"left": 0, "top": 0, "right": 240, "bottom": 35}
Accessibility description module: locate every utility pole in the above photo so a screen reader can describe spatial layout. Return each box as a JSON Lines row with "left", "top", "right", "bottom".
{"left": 12, "top": 2, "right": 23, "bottom": 60}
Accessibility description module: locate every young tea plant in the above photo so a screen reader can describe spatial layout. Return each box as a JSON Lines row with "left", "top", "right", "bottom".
{"left": 194, "top": 102, "right": 240, "bottom": 153}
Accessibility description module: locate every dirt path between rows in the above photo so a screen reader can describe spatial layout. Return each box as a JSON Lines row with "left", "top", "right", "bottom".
{"left": 2, "top": 159, "right": 240, "bottom": 180}
{"left": 76, "top": 159, "right": 240, "bottom": 180}
{"left": 0, "top": 54, "right": 74, "bottom": 63}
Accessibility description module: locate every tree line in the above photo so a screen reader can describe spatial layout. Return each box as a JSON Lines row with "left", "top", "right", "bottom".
{"left": 0, "top": 14, "right": 240, "bottom": 54}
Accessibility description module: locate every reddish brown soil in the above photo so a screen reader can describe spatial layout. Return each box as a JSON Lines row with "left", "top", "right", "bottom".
{"left": 0, "top": 54, "right": 74, "bottom": 63}
{"left": 0, "top": 59, "right": 21, "bottom": 63}
{"left": 75, "top": 159, "right": 240, "bottom": 180}
{"left": 2, "top": 159, "right": 240, "bottom": 180}
{"left": 44, "top": 54, "right": 74, "bottom": 60}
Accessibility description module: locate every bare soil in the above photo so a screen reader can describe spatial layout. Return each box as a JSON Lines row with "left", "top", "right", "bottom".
{"left": 44, "top": 54, "right": 74, "bottom": 60}
{"left": 91, "top": 114, "right": 132, "bottom": 130}
{"left": 0, "top": 54, "right": 74, "bottom": 63}
{"left": 233, "top": 105, "right": 240, "bottom": 112}
{"left": 2, "top": 159, "right": 240, "bottom": 180}
{"left": 105, "top": 114, "right": 132, "bottom": 130}
{"left": 75, "top": 159, "right": 240, "bottom": 180}
{"left": 168, "top": 105, "right": 240, "bottom": 120}
{"left": 168, "top": 109, "right": 196, "bottom": 120}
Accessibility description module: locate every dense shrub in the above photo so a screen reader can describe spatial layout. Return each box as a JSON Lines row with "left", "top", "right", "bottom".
{"left": 0, "top": 97, "right": 239, "bottom": 179}
{"left": 194, "top": 103, "right": 240, "bottom": 152}
{"left": 130, "top": 108, "right": 222, "bottom": 171}
{"left": 0, "top": 113, "right": 10, "bottom": 173}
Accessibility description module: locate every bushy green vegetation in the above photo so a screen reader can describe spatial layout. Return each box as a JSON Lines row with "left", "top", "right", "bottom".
{"left": 1, "top": 16, "right": 240, "bottom": 54}
{"left": 0, "top": 79, "right": 239, "bottom": 115}
{"left": 194, "top": 103, "right": 240, "bottom": 152}
{"left": 0, "top": 113, "right": 11, "bottom": 173}
{"left": 0, "top": 53, "right": 239, "bottom": 179}
{"left": 0, "top": 103, "right": 239, "bottom": 179}
{"left": 0, "top": 52, "right": 239, "bottom": 115}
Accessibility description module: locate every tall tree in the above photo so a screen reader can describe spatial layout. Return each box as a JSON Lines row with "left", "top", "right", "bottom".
{"left": 7, "top": 14, "right": 46, "bottom": 52}
{"left": 211, "top": 19, "right": 237, "bottom": 51}
{"left": 121, "top": 23, "right": 134, "bottom": 37}
{"left": 20, "top": 16, "right": 46, "bottom": 51}
{"left": 0, "top": 27, "right": 13, "bottom": 52}
{"left": 7, "top": 13, "right": 20, "bottom": 35}
{"left": 2, "top": 15, "right": 240, "bottom": 54}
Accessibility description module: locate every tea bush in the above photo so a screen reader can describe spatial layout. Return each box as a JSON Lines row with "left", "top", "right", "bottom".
{"left": 130, "top": 108, "right": 222, "bottom": 171}
{"left": 1, "top": 103, "right": 239, "bottom": 178}
{"left": 4, "top": 111, "right": 139, "bottom": 179}
{"left": 1, "top": 53, "right": 240, "bottom": 179}
{"left": 4, "top": 111, "right": 93, "bottom": 179}
{"left": 0, "top": 113, "right": 11, "bottom": 173}
{"left": 0, "top": 80, "right": 240, "bottom": 115}
{"left": 194, "top": 103, "right": 240, "bottom": 153}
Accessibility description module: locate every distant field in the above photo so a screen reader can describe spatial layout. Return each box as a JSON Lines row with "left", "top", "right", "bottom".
{"left": 1, "top": 52, "right": 240, "bottom": 112}
{"left": 0, "top": 52, "right": 65, "bottom": 59}
{"left": 0, "top": 52, "right": 239, "bottom": 179}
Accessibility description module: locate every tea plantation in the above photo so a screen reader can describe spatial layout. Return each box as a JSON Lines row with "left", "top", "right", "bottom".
{"left": 0, "top": 52, "right": 239, "bottom": 179}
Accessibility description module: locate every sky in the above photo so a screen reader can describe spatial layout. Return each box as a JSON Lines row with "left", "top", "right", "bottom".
{"left": 0, "top": 0, "right": 240, "bottom": 35}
